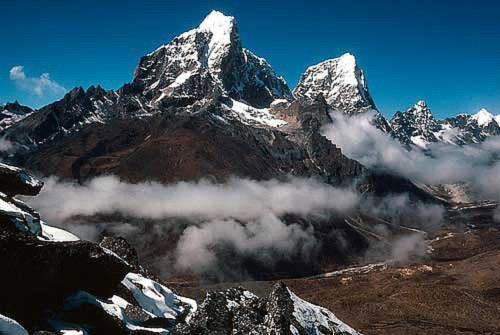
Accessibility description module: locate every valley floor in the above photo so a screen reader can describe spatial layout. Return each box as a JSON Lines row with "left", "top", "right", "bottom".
{"left": 169, "top": 215, "right": 500, "bottom": 335}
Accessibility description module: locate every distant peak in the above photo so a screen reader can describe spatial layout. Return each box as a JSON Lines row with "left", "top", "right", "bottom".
{"left": 311, "top": 53, "right": 357, "bottom": 71}
{"left": 406, "top": 100, "right": 433, "bottom": 118}
{"left": 472, "top": 108, "right": 493, "bottom": 126}
{"left": 199, "top": 10, "right": 235, "bottom": 32}
{"left": 415, "top": 100, "right": 427, "bottom": 108}
{"left": 338, "top": 52, "right": 356, "bottom": 63}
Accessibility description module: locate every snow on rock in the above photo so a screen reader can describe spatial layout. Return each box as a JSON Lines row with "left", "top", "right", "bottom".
{"left": 122, "top": 272, "right": 197, "bottom": 322}
{"left": 0, "top": 162, "right": 43, "bottom": 196}
{"left": 441, "top": 108, "right": 500, "bottom": 145}
{"left": 472, "top": 108, "right": 494, "bottom": 126}
{"left": 293, "top": 53, "right": 376, "bottom": 115}
{"left": 61, "top": 273, "right": 197, "bottom": 335}
{"left": 391, "top": 100, "right": 456, "bottom": 147}
{"left": 39, "top": 222, "right": 80, "bottom": 242}
{"left": 0, "top": 313, "right": 28, "bottom": 335}
{"left": 288, "top": 287, "right": 361, "bottom": 335}
{"left": 293, "top": 53, "right": 392, "bottom": 132}
{"left": 0, "top": 193, "right": 41, "bottom": 236}
{"left": 391, "top": 103, "right": 500, "bottom": 147}
{"left": 64, "top": 291, "right": 169, "bottom": 334}
{"left": 177, "top": 282, "right": 361, "bottom": 335}
{"left": 133, "top": 10, "right": 292, "bottom": 109}
{"left": 227, "top": 99, "right": 287, "bottom": 127}
{"left": 0, "top": 102, "right": 33, "bottom": 132}
{"left": 197, "top": 10, "right": 235, "bottom": 71}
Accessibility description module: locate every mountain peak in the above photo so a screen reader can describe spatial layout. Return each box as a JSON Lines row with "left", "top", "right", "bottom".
{"left": 197, "top": 10, "right": 238, "bottom": 71}
{"left": 132, "top": 10, "right": 291, "bottom": 109}
{"left": 199, "top": 10, "right": 235, "bottom": 31}
{"left": 415, "top": 100, "right": 427, "bottom": 108}
{"left": 293, "top": 52, "right": 376, "bottom": 115}
{"left": 472, "top": 108, "right": 494, "bottom": 126}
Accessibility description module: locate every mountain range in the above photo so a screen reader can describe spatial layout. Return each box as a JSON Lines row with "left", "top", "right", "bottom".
{"left": 1, "top": 10, "right": 498, "bottom": 163}
{"left": 1, "top": 9, "right": 500, "bottom": 335}
{"left": 0, "top": 8, "right": 496, "bottom": 275}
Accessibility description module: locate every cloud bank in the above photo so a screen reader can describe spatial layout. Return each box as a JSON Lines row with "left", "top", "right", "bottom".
{"left": 29, "top": 176, "right": 359, "bottom": 223}
{"left": 23, "top": 174, "right": 448, "bottom": 276}
{"left": 9, "top": 66, "right": 66, "bottom": 98}
{"left": 321, "top": 111, "right": 500, "bottom": 199}
{"left": 25, "top": 176, "right": 361, "bottom": 275}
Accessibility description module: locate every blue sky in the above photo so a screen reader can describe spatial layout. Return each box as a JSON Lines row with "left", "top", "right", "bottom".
{"left": 1, "top": 0, "right": 499, "bottom": 119}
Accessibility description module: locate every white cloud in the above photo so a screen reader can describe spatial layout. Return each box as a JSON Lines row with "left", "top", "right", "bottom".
{"left": 9, "top": 65, "right": 66, "bottom": 98}
{"left": 25, "top": 176, "right": 360, "bottom": 223}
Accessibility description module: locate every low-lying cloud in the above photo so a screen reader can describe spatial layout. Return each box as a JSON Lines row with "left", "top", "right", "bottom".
{"left": 175, "top": 215, "right": 316, "bottom": 275}
{"left": 25, "top": 176, "right": 361, "bottom": 276}
{"left": 29, "top": 176, "right": 359, "bottom": 223}
{"left": 322, "top": 111, "right": 500, "bottom": 200}
{"left": 361, "top": 193, "right": 444, "bottom": 231}
{"left": 25, "top": 175, "right": 447, "bottom": 275}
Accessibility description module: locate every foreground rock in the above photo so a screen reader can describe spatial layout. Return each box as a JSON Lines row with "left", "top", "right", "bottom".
{"left": 174, "top": 282, "right": 359, "bottom": 335}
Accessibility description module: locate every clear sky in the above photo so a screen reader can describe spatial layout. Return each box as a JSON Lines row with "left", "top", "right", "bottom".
{"left": 1, "top": 0, "right": 499, "bottom": 119}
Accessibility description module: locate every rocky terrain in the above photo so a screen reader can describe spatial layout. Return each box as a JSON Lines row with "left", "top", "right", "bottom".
{"left": 173, "top": 201, "right": 500, "bottom": 335}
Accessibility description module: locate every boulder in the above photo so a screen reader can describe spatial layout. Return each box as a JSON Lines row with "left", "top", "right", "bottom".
{"left": 0, "top": 163, "right": 43, "bottom": 196}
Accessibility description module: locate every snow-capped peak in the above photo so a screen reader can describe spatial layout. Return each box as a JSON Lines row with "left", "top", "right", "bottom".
{"left": 199, "top": 10, "right": 235, "bottom": 34}
{"left": 293, "top": 52, "right": 376, "bottom": 115}
{"left": 198, "top": 10, "right": 236, "bottom": 70}
{"left": 334, "top": 52, "right": 358, "bottom": 86}
{"left": 415, "top": 100, "right": 427, "bottom": 108}
{"left": 472, "top": 108, "right": 494, "bottom": 126}
{"left": 132, "top": 10, "right": 291, "bottom": 109}
{"left": 409, "top": 100, "right": 433, "bottom": 117}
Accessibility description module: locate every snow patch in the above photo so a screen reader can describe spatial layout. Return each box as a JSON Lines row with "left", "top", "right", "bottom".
{"left": 122, "top": 272, "right": 197, "bottom": 322}
{"left": 39, "top": 222, "right": 80, "bottom": 242}
{"left": 65, "top": 291, "right": 169, "bottom": 334}
{"left": 169, "top": 71, "right": 193, "bottom": 88}
{"left": 229, "top": 99, "right": 287, "bottom": 127}
{"left": 410, "top": 135, "right": 429, "bottom": 149}
{"left": 289, "top": 288, "right": 360, "bottom": 334}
